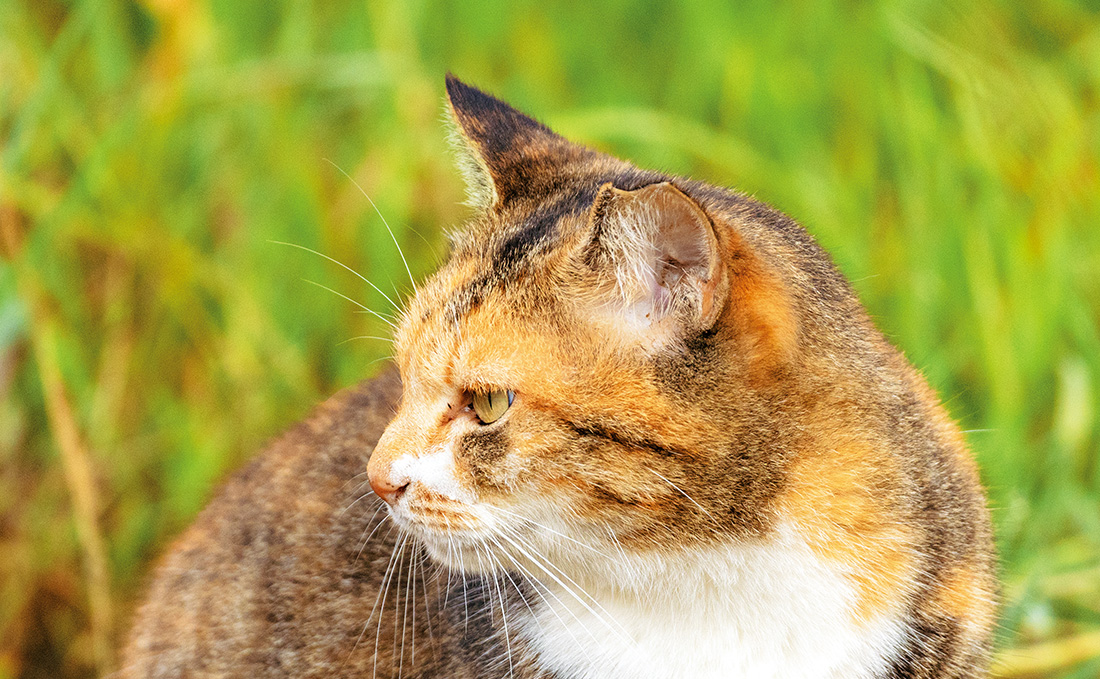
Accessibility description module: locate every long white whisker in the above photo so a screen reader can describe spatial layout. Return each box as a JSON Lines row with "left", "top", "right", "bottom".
{"left": 474, "top": 546, "right": 491, "bottom": 624}
{"left": 400, "top": 540, "right": 414, "bottom": 678}
{"left": 499, "top": 550, "right": 594, "bottom": 658}
{"left": 494, "top": 549, "right": 543, "bottom": 633}
{"left": 338, "top": 335, "right": 395, "bottom": 345}
{"left": 342, "top": 469, "right": 373, "bottom": 489}
{"left": 341, "top": 490, "right": 383, "bottom": 518}
{"left": 394, "top": 536, "right": 410, "bottom": 678}
{"left": 342, "top": 527, "right": 399, "bottom": 675}
{"left": 353, "top": 506, "right": 390, "bottom": 561}
{"left": 461, "top": 550, "right": 470, "bottom": 633}
{"left": 377, "top": 531, "right": 409, "bottom": 678}
{"left": 604, "top": 523, "right": 629, "bottom": 563}
{"left": 489, "top": 539, "right": 577, "bottom": 655}
{"left": 493, "top": 526, "right": 631, "bottom": 642}
{"left": 269, "top": 239, "right": 402, "bottom": 312}
{"left": 486, "top": 550, "right": 515, "bottom": 678}
{"left": 488, "top": 505, "right": 615, "bottom": 560}
{"left": 417, "top": 548, "right": 436, "bottom": 654}
{"left": 303, "top": 279, "right": 397, "bottom": 328}
{"left": 648, "top": 468, "right": 714, "bottom": 519}
{"left": 324, "top": 158, "right": 418, "bottom": 294}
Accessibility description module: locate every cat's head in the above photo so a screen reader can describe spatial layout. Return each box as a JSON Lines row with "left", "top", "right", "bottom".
{"left": 366, "top": 76, "right": 848, "bottom": 586}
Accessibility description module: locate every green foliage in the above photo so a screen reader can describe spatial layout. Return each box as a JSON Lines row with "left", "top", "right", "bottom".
{"left": 1, "top": 0, "right": 1098, "bottom": 676}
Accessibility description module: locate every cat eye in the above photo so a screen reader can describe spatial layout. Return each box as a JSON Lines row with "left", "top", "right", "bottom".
{"left": 470, "top": 389, "right": 514, "bottom": 424}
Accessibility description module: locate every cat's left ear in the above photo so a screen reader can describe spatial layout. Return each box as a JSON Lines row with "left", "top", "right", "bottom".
{"left": 445, "top": 75, "right": 582, "bottom": 210}
{"left": 586, "top": 181, "right": 728, "bottom": 339}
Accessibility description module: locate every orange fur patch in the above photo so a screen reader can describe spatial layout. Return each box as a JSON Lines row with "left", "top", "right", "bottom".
{"left": 778, "top": 437, "right": 915, "bottom": 626}
{"left": 932, "top": 563, "right": 996, "bottom": 634}
{"left": 719, "top": 225, "right": 799, "bottom": 371}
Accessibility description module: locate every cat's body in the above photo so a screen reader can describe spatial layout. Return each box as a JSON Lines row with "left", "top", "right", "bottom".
{"left": 121, "top": 77, "right": 995, "bottom": 678}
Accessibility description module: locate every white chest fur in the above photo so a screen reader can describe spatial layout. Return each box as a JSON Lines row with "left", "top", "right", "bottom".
{"left": 517, "top": 524, "right": 906, "bottom": 679}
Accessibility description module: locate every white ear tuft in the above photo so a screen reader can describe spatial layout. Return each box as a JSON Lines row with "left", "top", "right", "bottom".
{"left": 444, "top": 108, "right": 498, "bottom": 210}
{"left": 589, "top": 182, "right": 725, "bottom": 339}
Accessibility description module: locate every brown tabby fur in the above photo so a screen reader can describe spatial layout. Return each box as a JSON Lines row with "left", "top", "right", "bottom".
{"left": 120, "top": 76, "right": 996, "bottom": 678}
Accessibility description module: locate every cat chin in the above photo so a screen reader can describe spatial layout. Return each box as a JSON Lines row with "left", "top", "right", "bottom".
{"left": 385, "top": 508, "right": 503, "bottom": 567}
{"left": 414, "top": 535, "right": 506, "bottom": 576}
{"left": 404, "top": 521, "right": 580, "bottom": 580}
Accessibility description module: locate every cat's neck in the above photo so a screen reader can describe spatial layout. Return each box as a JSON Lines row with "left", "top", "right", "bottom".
{"left": 511, "top": 522, "right": 905, "bottom": 679}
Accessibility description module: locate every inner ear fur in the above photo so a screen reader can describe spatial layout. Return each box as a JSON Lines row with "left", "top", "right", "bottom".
{"left": 587, "top": 181, "right": 727, "bottom": 332}
{"left": 588, "top": 181, "right": 799, "bottom": 365}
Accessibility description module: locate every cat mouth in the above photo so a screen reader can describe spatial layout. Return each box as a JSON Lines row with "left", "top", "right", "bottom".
{"left": 389, "top": 496, "right": 597, "bottom": 578}
{"left": 395, "top": 512, "right": 502, "bottom": 572}
{"left": 388, "top": 492, "right": 494, "bottom": 541}
{"left": 403, "top": 507, "right": 482, "bottom": 533}
{"left": 384, "top": 493, "right": 540, "bottom": 573}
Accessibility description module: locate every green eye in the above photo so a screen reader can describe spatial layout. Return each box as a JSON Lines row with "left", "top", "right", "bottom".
{"left": 470, "top": 389, "right": 514, "bottom": 424}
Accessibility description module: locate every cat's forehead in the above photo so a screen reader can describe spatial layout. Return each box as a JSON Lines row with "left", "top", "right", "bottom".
{"left": 394, "top": 243, "right": 556, "bottom": 374}
{"left": 394, "top": 266, "right": 578, "bottom": 398}
{"left": 446, "top": 166, "right": 673, "bottom": 306}
{"left": 394, "top": 191, "right": 617, "bottom": 388}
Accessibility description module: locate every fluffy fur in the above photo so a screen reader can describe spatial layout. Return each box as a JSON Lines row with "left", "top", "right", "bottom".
{"left": 120, "top": 76, "right": 996, "bottom": 679}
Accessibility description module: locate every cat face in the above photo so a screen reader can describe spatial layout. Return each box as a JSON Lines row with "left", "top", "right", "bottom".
{"left": 367, "top": 77, "right": 802, "bottom": 583}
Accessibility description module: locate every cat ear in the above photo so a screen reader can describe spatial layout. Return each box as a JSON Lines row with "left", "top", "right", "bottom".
{"left": 445, "top": 75, "right": 577, "bottom": 210}
{"left": 586, "top": 182, "right": 727, "bottom": 339}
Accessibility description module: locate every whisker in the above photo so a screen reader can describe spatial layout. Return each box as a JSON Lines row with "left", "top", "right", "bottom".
{"left": 341, "top": 469, "right": 374, "bottom": 490}
{"left": 461, "top": 546, "right": 470, "bottom": 633}
{"left": 648, "top": 468, "right": 715, "bottom": 519}
{"left": 401, "top": 540, "right": 415, "bottom": 678}
{"left": 303, "top": 279, "right": 397, "bottom": 328}
{"left": 352, "top": 506, "right": 390, "bottom": 562}
{"left": 340, "top": 489, "right": 383, "bottom": 518}
{"left": 474, "top": 547, "right": 492, "bottom": 625}
{"left": 324, "top": 158, "right": 418, "bottom": 295}
{"left": 485, "top": 550, "right": 515, "bottom": 678}
{"left": 417, "top": 548, "right": 436, "bottom": 655}
{"left": 394, "top": 536, "right": 410, "bottom": 678}
{"left": 379, "top": 532, "right": 409, "bottom": 677}
{"left": 489, "top": 539, "right": 568, "bottom": 651}
{"left": 365, "top": 355, "right": 394, "bottom": 368}
{"left": 338, "top": 335, "right": 395, "bottom": 346}
{"left": 499, "top": 551, "right": 595, "bottom": 658}
{"left": 441, "top": 515, "right": 457, "bottom": 611}
{"left": 493, "top": 526, "right": 631, "bottom": 643}
{"left": 487, "top": 505, "right": 615, "bottom": 560}
{"left": 604, "top": 523, "right": 629, "bottom": 563}
{"left": 269, "top": 239, "right": 402, "bottom": 312}
{"left": 343, "top": 529, "right": 401, "bottom": 674}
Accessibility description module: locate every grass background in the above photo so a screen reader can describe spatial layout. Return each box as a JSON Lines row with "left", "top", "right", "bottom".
{"left": 2, "top": 0, "right": 1099, "bottom": 676}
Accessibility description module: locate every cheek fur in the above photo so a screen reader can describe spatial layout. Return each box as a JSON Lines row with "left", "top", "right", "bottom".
{"left": 459, "top": 427, "right": 510, "bottom": 485}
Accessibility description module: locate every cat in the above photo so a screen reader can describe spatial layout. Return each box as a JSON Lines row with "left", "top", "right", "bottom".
{"left": 119, "top": 75, "right": 996, "bottom": 679}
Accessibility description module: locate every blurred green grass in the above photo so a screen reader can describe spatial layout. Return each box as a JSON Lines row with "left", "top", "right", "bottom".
{"left": 1, "top": 0, "right": 1098, "bottom": 677}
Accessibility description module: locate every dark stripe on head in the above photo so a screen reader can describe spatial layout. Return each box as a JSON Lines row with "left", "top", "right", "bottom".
{"left": 591, "top": 482, "right": 645, "bottom": 508}
{"left": 495, "top": 204, "right": 563, "bottom": 274}
{"left": 494, "top": 184, "right": 603, "bottom": 275}
{"left": 569, "top": 421, "right": 686, "bottom": 459}
{"left": 443, "top": 187, "right": 598, "bottom": 324}
{"left": 441, "top": 167, "right": 671, "bottom": 326}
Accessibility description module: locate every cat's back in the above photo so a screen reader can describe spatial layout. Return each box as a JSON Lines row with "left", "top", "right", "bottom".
{"left": 119, "top": 367, "right": 449, "bottom": 678}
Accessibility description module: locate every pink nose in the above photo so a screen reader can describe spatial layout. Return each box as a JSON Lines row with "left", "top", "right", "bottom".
{"left": 369, "top": 469, "right": 409, "bottom": 506}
